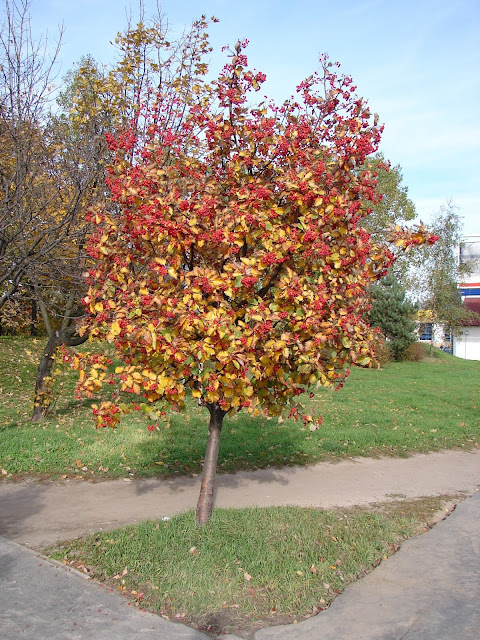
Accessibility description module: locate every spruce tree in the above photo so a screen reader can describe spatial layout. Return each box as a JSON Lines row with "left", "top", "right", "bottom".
{"left": 368, "top": 275, "right": 417, "bottom": 360}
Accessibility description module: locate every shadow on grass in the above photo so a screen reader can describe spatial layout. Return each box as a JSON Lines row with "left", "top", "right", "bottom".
{"left": 130, "top": 410, "right": 320, "bottom": 493}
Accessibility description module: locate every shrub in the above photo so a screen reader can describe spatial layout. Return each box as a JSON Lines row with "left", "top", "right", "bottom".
{"left": 402, "top": 341, "right": 426, "bottom": 362}
{"left": 371, "top": 332, "right": 392, "bottom": 366}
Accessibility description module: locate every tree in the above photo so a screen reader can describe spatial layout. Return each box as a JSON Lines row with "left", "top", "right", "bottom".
{"left": 75, "top": 45, "right": 436, "bottom": 525}
{"left": 367, "top": 275, "right": 417, "bottom": 360}
{"left": 0, "top": 0, "right": 101, "bottom": 418}
{"left": 67, "top": 10, "right": 215, "bottom": 160}
{"left": 363, "top": 153, "right": 416, "bottom": 237}
{"left": 361, "top": 152, "right": 417, "bottom": 283}
{"left": 410, "top": 201, "right": 473, "bottom": 356}
{"left": 0, "top": 0, "right": 217, "bottom": 419}
{"left": 0, "top": 0, "right": 68, "bottom": 309}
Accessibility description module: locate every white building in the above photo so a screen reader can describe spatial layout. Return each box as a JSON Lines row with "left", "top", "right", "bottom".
{"left": 453, "top": 235, "right": 480, "bottom": 360}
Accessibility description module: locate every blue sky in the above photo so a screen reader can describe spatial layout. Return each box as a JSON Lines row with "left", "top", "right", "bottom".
{"left": 29, "top": 0, "right": 479, "bottom": 234}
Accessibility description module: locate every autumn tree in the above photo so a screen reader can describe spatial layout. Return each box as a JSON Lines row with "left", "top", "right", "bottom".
{"left": 0, "top": 0, "right": 96, "bottom": 418}
{"left": 77, "top": 45, "right": 436, "bottom": 525}
{"left": 367, "top": 275, "right": 417, "bottom": 360}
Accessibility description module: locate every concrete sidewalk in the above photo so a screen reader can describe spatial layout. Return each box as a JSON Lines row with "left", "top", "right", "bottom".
{"left": 0, "top": 535, "right": 209, "bottom": 640}
{"left": 1, "top": 492, "right": 479, "bottom": 639}
{"left": 1, "top": 449, "right": 479, "bottom": 548}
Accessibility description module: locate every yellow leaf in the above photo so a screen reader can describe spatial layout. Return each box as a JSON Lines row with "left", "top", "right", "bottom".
{"left": 111, "top": 321, "right": 121, "bottom": 336}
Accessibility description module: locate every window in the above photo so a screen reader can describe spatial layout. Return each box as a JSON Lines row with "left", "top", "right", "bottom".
{"left": 418, "top": 323, "right": 433, "bottom": 341}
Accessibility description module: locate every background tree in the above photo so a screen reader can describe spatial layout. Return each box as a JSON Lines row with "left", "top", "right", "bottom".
{"left": 409, "top": 201, "right": 473, "bottom": 356}
{"left": 367, "top": 274, "right": 417, "bottom": 360}
{"left": 74, "top": 45, "right": 436, "bottom": 525}
{"left": 68, "top": 9, "right": 215, "bottom": 158}
{"left": 0, "top": 0, "right": 216, "bottom": 419}
{"left": 0, "top": 0, "right": 65, "bottom": 309}
{"left": 0, "top": 0, "right": 99, "bottom": 419}
{"left": 362, "top": 152, "right": 417, "bottom": 284}
{"left": 363, "top": 152, "right": 416, "bottom": 237}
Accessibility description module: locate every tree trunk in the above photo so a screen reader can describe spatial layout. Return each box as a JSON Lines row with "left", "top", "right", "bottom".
{"left": 32, "top": 326, "right": 88, "bottom": 422}
{"left": 195, "top": 403, "right": 225, "bottom": 526}
{"left": 32, "top": 331, "right": 62, "bottom": 421}
{"left": 30, "top": 297, "right": 37, "bottom": 336}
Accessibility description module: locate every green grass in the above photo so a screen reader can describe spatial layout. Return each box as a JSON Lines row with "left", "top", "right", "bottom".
{"left": 0, "top": 336, "right": 479, "bottom": 480}
{"left": 47, "top": 496, "right": 458, "bottom": 638}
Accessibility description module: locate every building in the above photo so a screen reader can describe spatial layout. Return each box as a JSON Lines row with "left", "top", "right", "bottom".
{"left": 453, "top": 235, "right": 480, "bottom": 360}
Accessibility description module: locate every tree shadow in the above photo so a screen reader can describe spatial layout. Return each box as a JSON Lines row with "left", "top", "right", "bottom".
{"left": 0, "top": 481, "right": 46, "bottom": 544}
{"left": 130, "top": 413, "right": 308, "bottom": 497}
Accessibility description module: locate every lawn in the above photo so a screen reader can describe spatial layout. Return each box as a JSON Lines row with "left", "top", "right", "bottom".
{"left": 2, "top": 337, "right": 476, "bottom": 637}
{"left": 0, "top": 336, "right": 479, "bottom": 479}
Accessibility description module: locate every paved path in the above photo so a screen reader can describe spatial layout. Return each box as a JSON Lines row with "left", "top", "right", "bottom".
{"left": 1, "top": 449, "right": 479, "bottom": 639}
{"left": 0, "top": 449, "right": 479, "bottom": 548}
{"left": 0, "top": 536, "right": 208, "bottom": 640}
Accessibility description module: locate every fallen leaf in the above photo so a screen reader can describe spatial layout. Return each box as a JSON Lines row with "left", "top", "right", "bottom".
{"left": 244, "top": 572, "right": 252, "bottom": 581}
